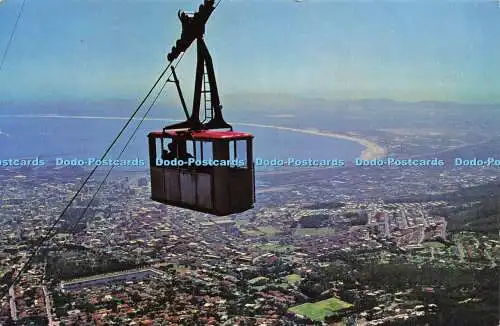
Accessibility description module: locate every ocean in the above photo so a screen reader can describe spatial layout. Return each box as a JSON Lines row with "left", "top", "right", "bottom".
{"left": 0, "top": 115, "right": 364, "bottom": 170}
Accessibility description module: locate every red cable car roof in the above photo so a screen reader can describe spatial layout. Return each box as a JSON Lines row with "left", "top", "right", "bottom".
{"left": 148, "top": 129, "right": 253, "bottom": 140}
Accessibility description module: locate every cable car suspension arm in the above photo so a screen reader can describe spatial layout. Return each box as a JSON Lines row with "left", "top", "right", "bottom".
{"left": 164, "top": 0, "right": 231, "bottom": 131}
{"left": 168, "top": 67, "right": 189, "bottom": 119}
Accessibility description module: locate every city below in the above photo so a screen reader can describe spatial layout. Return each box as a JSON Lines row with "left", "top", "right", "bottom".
{"left": 0, "top": 127, "right": 499, "bottom": 325}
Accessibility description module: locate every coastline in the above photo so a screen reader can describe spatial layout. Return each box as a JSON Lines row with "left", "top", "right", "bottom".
{"left": 236, "top": 123, "right": 387, "bottom": 160}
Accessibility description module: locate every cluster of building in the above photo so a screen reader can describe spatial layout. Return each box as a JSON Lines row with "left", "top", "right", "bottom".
{"left": 0, "top": 161, "right": 498, "bottom": 325}
{"left": 367, "top": 202, "right": 448, "bottom": 247}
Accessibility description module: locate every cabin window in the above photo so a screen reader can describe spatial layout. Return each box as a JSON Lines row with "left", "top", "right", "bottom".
{"left": 229, "top": 140, "right": 236, "bottom": 161}
{"left": 237, "top": 140, "right": 249, "bottom": 167}
{"left": 202, "top": 141, "right": 213, "bottom": 161}
{"left": 195, "top": 140, "right": 203, "bottom": 160}
{"left": 234, "top": 140, "right": 249, "bottom": 168}
{"left": 154, "top": 138, "right": 171, "bottom": 165}
{"left": 186, "top": 140, "right": 196, "bottom": 160}
{"left": 154, "top": 138, "right": 198, "bottom": 168}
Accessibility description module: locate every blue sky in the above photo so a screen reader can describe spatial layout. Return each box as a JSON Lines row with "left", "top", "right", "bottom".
{"left": 0, "top": 0, "right": 498, "bottom": 104}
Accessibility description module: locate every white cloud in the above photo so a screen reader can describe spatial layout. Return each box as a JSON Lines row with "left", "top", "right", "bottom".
{"left": 0, "top": 129, "right": 10, "bottom": 137}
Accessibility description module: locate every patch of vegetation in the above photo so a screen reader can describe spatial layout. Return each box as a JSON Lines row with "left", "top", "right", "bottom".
{"left": 298, "top": 214, "right": 329, "bottom": 228}
{"left": 46, "top": 249, "right": 141, "bottom": 281}
{"left": 299, "top": 260, "right": 499, "bottom": 325}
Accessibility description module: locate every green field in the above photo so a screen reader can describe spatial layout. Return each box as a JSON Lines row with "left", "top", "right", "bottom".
{"left": 239, "top": 226, "right": 281, "bottom": 236}
{"left": 285, "top": 273, "right": 303, "bottom": 284}
{"left": 257, "top": 226, "right": 281, "bottom": 235}
{"left": 235, "top": 220, "right": 249, "bottom": 227}
{"left": 240, "top": 230, "right": 261, "bottom": 236}
{"left": 288, "top": 297, "right": 352, "bottom": 321}
{"left": 423, "top": 241, "right": 446, "bottom": 249}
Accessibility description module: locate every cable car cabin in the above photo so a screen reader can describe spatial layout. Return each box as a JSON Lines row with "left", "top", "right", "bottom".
{"left": 148, "top": 130, "right": 255, "bottom": 216}
{"left": 147, "top": 0, "right": 255, "bottom": 215}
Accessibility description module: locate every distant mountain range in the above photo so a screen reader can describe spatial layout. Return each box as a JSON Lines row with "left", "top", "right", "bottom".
{"left": 1, "top": 95, "right": 499, "bottom": 134}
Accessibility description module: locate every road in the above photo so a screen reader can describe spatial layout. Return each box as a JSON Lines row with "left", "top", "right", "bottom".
{"left": 456, "top": 241, "right": 466, "bottom": 262}
{"left": 9, "top": 286, "right": 17, "bottom": 321}
{"left": 42, "top": 286, "right": 58, "bottom": 326}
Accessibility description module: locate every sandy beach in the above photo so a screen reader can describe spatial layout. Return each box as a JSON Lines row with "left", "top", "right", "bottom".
{"left": 236, "top": 123, "right": 387, "bottom": 160}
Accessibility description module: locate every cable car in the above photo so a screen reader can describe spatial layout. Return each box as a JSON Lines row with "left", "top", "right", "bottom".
{"left": 148, "top": 0, "right": 255, "bottom": 216}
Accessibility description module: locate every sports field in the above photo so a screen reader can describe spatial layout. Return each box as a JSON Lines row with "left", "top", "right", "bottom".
{"left": 288, "top": 297, "right": 352, "bottom": 321}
